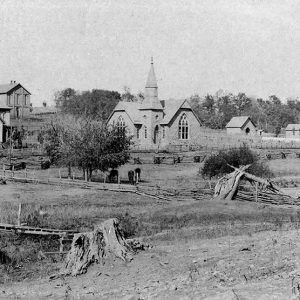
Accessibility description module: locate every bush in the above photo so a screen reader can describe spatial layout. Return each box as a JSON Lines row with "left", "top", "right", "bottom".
{"left": 201, "top": 144, "right": 272, "bottom": 179}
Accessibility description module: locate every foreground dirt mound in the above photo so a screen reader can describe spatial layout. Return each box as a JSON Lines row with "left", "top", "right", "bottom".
{"left": 64, "top": 218, "right": 134, "bottom": 276}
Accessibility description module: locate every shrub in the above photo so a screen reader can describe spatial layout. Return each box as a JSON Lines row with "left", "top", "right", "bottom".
{"left": 201, "top": 144, "right": 272, "bottom": 179}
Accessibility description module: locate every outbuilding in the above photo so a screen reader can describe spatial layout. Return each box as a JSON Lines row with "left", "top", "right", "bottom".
{"left": 285, "top": 124, "right": 300, "bottom": 139}
{"left": 226, "top": 116, "right": 256, "bottom": 135}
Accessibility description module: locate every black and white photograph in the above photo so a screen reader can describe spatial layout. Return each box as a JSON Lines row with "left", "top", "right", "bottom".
{"left": 0, "top": 0, "right": 299, "bottom": 298}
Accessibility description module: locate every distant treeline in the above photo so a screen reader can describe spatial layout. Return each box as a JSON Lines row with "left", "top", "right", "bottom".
{"left": 54, "top": 88, "right": 300, "bottom": 135}
{"left": 189, "top": 92, "right": 300, "bottom": 135}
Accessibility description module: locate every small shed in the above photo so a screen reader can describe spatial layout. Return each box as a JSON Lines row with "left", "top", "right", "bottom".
{"left": 226, "top": 116, "right": 256, "bottom": 135}
{"left": 285, "top": 124, "right": 300, "bottom": 139}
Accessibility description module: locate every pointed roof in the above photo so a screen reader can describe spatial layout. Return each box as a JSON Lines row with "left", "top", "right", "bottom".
{"left": 286, "top": 124, "right": 300, "bottom": 131}
{"left": 160, "top": 99, "right": 201, "bottom": 125}
{"left": 0, "top": 82, "right": 31, "bottom": 95}
{"left": 109, "top": 101, "right": 142, "bottom": 124}
{"left": 145, "top": 57, "right": 157, "bottom": 88}
{"left": 226, "top": 116, "right": 255, "bottom": 128}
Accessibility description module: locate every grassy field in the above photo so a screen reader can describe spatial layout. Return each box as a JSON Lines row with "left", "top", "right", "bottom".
{"left": 1, "top": 157, "right": 300, "bottom": 285}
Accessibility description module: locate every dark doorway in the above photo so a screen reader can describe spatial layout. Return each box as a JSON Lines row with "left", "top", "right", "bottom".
{"left": 154, "top": 125, "right": 159, "bottom": 144}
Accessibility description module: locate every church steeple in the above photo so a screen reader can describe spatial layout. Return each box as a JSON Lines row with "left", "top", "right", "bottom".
{"left": 145, "top": 57, "right": 158, "bottom": 88}
{"left": 142, "top": 57, "right": 161, "bottom": 109}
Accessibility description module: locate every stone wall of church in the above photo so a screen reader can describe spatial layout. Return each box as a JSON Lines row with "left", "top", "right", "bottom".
{"left": 108, "top": 111, "right": 136, "bottom": 139}
{"left": 166, "top": 109, "right": 201, "bottom": 145}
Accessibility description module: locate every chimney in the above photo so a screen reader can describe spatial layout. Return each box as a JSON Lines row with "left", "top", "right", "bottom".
{"left": 10, "top": 80, "right": 13, "bottom": 84}
{"left": 14, "top": 81, "right": 16, "bottom": 84}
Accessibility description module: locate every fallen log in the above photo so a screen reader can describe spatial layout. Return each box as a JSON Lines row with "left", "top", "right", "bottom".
{"left": 64, "top": 218, "right": 134, "bottom": 276}
{"left": 213, "top": 164, "right": 299, "bottom": 205}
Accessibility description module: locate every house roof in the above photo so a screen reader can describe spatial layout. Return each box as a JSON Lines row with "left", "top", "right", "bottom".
{"left": 108, "top": 98, "right": 202, "bottom": 126}
{"left": 226, "top": 116, "right": 255, "bottom": 128}
{"left": 286, "top": 124, "right": 300, "bottom": 131}
{"left": 160, "top": 99, "right": 189, "bottom": 125}
{"left": 0, "top": 82, "right": 31, "bottom": 95}
{"left": 113, "top": 101, "right": 142, "bottom": 124}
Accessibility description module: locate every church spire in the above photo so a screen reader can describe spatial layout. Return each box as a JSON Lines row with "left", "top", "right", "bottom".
{"left": 141, "top": 57, "right": 162, "bottom": 110}
{"left": 145, "top": 57, "right": 158, "bottom": 88}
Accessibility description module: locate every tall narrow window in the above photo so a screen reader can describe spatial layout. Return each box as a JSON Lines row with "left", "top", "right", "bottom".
{"left": 293, "top": 128, "right": 295, "bottom": 136}
{"left": 116, "top": 116, "right": 125, "bottom": 134}
{"left": 178, "top": 114, "right": 188, "bottom": 139}
{"left": 136, "top": 127, "right": 140, "bottom": 139}
{"left": 162, "top": 126, "right": 165, "bottom": 139}
{"left": 144, "top": 126, "right": 148, "bottom": 139}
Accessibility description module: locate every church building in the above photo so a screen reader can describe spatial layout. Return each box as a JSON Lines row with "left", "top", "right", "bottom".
{"left": 107, "top": 59, "right": 202, "bottom": 150}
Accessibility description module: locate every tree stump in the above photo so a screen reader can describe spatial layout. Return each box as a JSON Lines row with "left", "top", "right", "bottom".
{"left": 64, "top": 218, "right": 133, "bottom": 276}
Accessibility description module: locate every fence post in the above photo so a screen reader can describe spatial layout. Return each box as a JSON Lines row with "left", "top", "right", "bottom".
{"left": 25, "top": 168, "right": 27, "bottom": 178}
{"left": 17, "top": 203, "right": 22, "bottom": 226}
{"left": 3, "top": 164, "right": 5, "bottom": 179}
{"left": 59, "top": 169, "right": 61, "bottom": 181}
{"left": 12, "top": 165, "right": 14, "bottom": 180}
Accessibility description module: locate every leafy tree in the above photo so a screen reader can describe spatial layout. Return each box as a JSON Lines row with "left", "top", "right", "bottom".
{"left": 121, "top": 86, "right": 136, "bottom": 102}
{"left": 56, "top": 88, "right": 121, "bottom": 120}
{"left": 41, "top": 116, "right": 132, "bottom": 181}
{"left": 189, "top": 91, "right": 300, "bottom": 134}
{"left": 201, "top": 145, "right": 272, "bottom": 179}
{"left": 233, "top": 93, "right": 252, "bottom": 115}
{"left": 54, "top": 88, "right": 77, "bottom": 107}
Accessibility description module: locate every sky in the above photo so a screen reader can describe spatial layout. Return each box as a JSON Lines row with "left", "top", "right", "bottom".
{"left": 0, "top": 0, "right": 299, "bottom": 106}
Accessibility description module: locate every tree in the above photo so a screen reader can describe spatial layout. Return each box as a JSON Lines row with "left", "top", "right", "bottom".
{"left": 233, "top": 93, "right": 252, "bottom": 115}
{"left": 121, "top": 86, "right": 136, "bottom": 102}
{"left": 41, "top": 115, "right": 132, "bottom": 181}
{"left": 54, "top": 88, "right": 77, "bottom": 108}
{"left": 201, "top": 145, "right": 272, "bottom": 179}
{"left": 56, "top": 88, "right": 121, "bottom": 121}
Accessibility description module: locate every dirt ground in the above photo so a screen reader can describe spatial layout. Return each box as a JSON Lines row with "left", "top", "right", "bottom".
{"left": 2, "top": 228, "right": 300, "bottom": 299}
{"left": 1, "top": 159, "right": 300, "bottom": 299}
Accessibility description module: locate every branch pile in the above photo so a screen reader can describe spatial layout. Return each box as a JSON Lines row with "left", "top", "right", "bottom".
{"left": 214, "top": 165, "right": 299, "bottom": 205}
{"left": 64, "top": 218, "right": 134, "bottom": 276}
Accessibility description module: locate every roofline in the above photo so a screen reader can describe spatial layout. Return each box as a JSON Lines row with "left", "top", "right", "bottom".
{"left": 107, "top": 109, "right": 137, "bottom": 126}
{"left": 226, "top": 116, "right": 255, "bottom": 129}
{"left": 0, "top": 83, "right": 31, "bottom": 95}
{"left": 160, "top": 99, "right": 202, "bottom": 126}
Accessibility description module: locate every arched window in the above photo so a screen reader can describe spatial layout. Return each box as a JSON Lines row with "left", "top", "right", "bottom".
{"left": 178, "top": 114, "right": 188, "bottom": 139}
{"left": 116, "top": 116, "right": 125, "bottom": 134}
{"left": 144, "top": 126, "right": 148, "bottom": 139}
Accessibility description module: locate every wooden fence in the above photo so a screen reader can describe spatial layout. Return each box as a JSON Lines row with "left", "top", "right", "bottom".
{"left": 1, "top": 167, "right": 138, "bottom": 193}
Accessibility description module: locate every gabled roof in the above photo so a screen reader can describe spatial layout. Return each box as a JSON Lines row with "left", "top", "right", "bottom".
{"left": 160, "top": 98, "right": 201, "bottom": 125}
{"left": 0, "top": 82, "right": 31, "bottom": 95}
{"left": 112, "top": 101, "right": 142, "bottom": 124}
{"left": 226, "top": 116, "right": 255, "bottom": 128}
{"left": 286, "top": 124, "right": 300, "bottom": 131}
